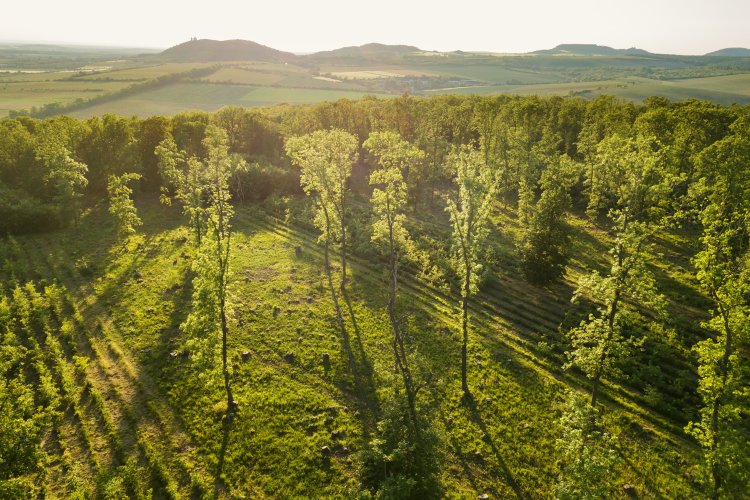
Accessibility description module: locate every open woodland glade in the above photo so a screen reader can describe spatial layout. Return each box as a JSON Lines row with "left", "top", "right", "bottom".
{"left": 0, "top": 93, "right": 749, "bottom": 499}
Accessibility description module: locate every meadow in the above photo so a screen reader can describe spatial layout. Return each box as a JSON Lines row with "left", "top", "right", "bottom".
{"left": 1, "top": 197, "right": 702, "bottom": 498}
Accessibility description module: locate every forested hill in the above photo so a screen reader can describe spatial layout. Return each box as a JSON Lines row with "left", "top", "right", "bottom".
{"left": 306, "top": 43, "right": 422, "bottom": 62}
{"left": 531, "top": 44, "right": 652, "bottom": 56}
{"left": 158, "top": 38, "right": 298, "bottom": 62}
{"left": 1, "top": 94, "right": 749, "bottom": 498}
{"left": 705, "top": 47, "right": 750, "bottom": 57}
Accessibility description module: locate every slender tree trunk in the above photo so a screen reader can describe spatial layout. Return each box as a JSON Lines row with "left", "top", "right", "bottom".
{"left": 339, "top": 206, "right": 347, "bottom": 292}
{"left": 710, "top": 302, "right": 733, "bottom": 499}
{"left": 322, "top": 204, "right": 353, "bottom": 369}
{"left": 220, "top": 290, "right": 233, "bottom": 412}
{"left": 461, "top": 267, "right": 471, "bottom": 397}
{"left": 386, "top": 223, "right": 419, "bottom": 436}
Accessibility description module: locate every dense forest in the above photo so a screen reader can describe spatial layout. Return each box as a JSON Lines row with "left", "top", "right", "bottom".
{"left": 1, "top": 94, "right": 748, "bottom": 498}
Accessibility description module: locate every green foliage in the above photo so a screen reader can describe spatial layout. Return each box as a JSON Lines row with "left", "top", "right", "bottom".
{"left": 285, "top": 128, "right": 358, "bottom": 245}
{"left": 107, "top": 172, "right": 142, "bottom": 238}
{"left": 360, "top": 393, "right": 441, "bottom": 499}
{"left": 0, "top": 291, "right": 53, "bottom": 497}
{"left": 517, "top": 155, "right": 578, "bottom": 283}
{"left": 181, "top": 126, "right": 235, "bottom": 382}
{"left": 35, "top": 128, "right": 88, "bottom": 226}
{"left": 684, "top": 116, "right": 750, "bottom": 498}
{"left": 155, "top": 137, "right": 207, "bottom": 244}
{"left": 445, "top": 145, "right": 498, "bottom": 298}
{"left": 555, "top": 391, "right": 619, "bottom": 499}
{"left": 365, "top": 131, "right": 423, "bottom": 260}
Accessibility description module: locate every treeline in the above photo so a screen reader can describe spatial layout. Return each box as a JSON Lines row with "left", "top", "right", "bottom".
{"left": 2, "top": 94, "right": 745, "bottom": 231}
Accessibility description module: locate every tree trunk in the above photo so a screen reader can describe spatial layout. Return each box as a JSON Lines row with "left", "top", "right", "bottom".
{"left": 220, "top": 292, "right": 233, "bottom": 413}
{"left": 322, "top": 204, "right": 352, "bottom": 368}
{"left": 461, "top": 269, "right": 471, "bottom": 397}
{"left": 339, "top": 208, "right": 347, "bottom": 293}
{"left": 387, "top": 231, "right": 419, "bottom": 436}
{"left": 710, "top": 302, "right": 734, "bottom": 499}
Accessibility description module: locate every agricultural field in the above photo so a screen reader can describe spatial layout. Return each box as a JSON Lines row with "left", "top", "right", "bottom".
{"left": 76, "top": 62, "right": 218, "bottom": 81}
{"left": 4, "top": 41, "right": 750, "bottom": 118}
{"left": 0, "top": 79, "right": 132, "bottom": 116}
{"left": 68, "top": 83, "right": 391, "bottom": 118}
{"left": 426, "top": 75, "right": 750, "bottom": 105}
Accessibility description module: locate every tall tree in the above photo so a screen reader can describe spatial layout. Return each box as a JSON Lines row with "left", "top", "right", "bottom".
{"left": 155, "top": 137, "right": 207, "bottom": 245}
{"left": 445, "top": 145, "right": 498, "bottom": 397}
{"left": 35, "top": 131, "right": 88, "bottom": 227}
{"left": 107, "top": 172, "right": 142, "bottom": 238}
{"left": 285, "top": 130, "right": 358, "bottom": 349}
{"left": 517, "top": 155, "right": 578, "bottom": 283}
{"left": 566, "top": 134, "right": 673, "bottom": 414}
{"left": 364, "top": 130, "right": 425, "bottom": 432}
{"left": 685, "top": 117, "right": 750, "bottom": 499}
{"left": 180, "top": 126, "right": 239, "bottom": 416}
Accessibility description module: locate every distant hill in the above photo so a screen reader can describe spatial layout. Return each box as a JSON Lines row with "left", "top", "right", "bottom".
{"left": 159, "top": 39, "right": 297, "bottom": 62}
{"left": 532, "top": 44, "right": 652, "bottom": 56}
{"left": 307, "top": 43, "right": 421, "bottom": 62}
{"left": 705, "top": 47, "right": 750, "bottom": 57}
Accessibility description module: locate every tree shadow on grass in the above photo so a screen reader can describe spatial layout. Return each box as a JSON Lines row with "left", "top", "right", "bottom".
{"left": 613, "top": 442, "right": 667, "bottom": 500}
{"left": 466, "top": 396, "right": 526, "bottom": 500}
{"left": 213, "top": 413, "right": 234, "bottom": 500}
{"left": 437, "top": 409, "right": 479, "bottom": 492}
{"left": 341, "top": 286, "right": 380, "bottom": 420}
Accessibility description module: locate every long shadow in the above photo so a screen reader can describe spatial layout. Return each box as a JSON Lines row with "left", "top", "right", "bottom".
{"left": 615, "top": 442, "right": 666, "bottom": 500}
{"left": 341, "top": 286, "right": 380, "bottom": 419}
{"left": 466, "top": 396, "right": 525, "bottom": 500}
{"left": 213, "top": 414, "right": 234, "bottom": 499}
{"left": 438, "top": 409, "right": 479, "bottom": 492}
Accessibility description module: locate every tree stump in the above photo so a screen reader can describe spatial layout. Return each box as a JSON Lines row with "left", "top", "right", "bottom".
{"left": 295, "top": 245, "right": 302, "bottom": 257}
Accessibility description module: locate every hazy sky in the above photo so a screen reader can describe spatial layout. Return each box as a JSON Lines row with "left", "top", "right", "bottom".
{"left": 4, "top": 0, "right": 749, "bottom": 55}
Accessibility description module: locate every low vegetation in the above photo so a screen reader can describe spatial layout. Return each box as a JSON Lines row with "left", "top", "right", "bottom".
{"left": 0, "top": 93, "right": 748, "bottom": 498}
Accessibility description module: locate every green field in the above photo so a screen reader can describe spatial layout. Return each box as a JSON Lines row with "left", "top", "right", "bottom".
{"left": 416, "top": 63, "right": 562, "bottom": 84}
{"left": 426, "top": 75, "right": 750, "bottom": 105}
{"left": 0, "top": 80, "right": 132, "bottom": 115}
{"left": 202, "top": 67, "right": 287, "bottom": 85}
{"left": 77, "top": 62, "right": 217, "bottom": 81}
{"left": 68, "top": 83, "right": 392, "bottom": 117}
{"left": 3, "top": 41, "right": 750, "bottom": 118}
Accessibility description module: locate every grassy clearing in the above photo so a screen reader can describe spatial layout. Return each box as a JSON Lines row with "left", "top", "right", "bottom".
{"left": 4, "top": 197, "right": 704, "bottom": 497}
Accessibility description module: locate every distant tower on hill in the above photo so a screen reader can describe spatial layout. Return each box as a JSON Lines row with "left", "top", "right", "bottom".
{"left": 190, "top": 37, "right": 197, "bottom": 42}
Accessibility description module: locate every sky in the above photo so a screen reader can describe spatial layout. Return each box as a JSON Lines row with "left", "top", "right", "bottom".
{"left": 4, "top": 0, "right": 750, "bottom": 55}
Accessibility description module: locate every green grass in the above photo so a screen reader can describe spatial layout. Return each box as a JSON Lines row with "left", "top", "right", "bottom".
{"left": 3, "top": 197, "right": 705, "bottom": 497}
